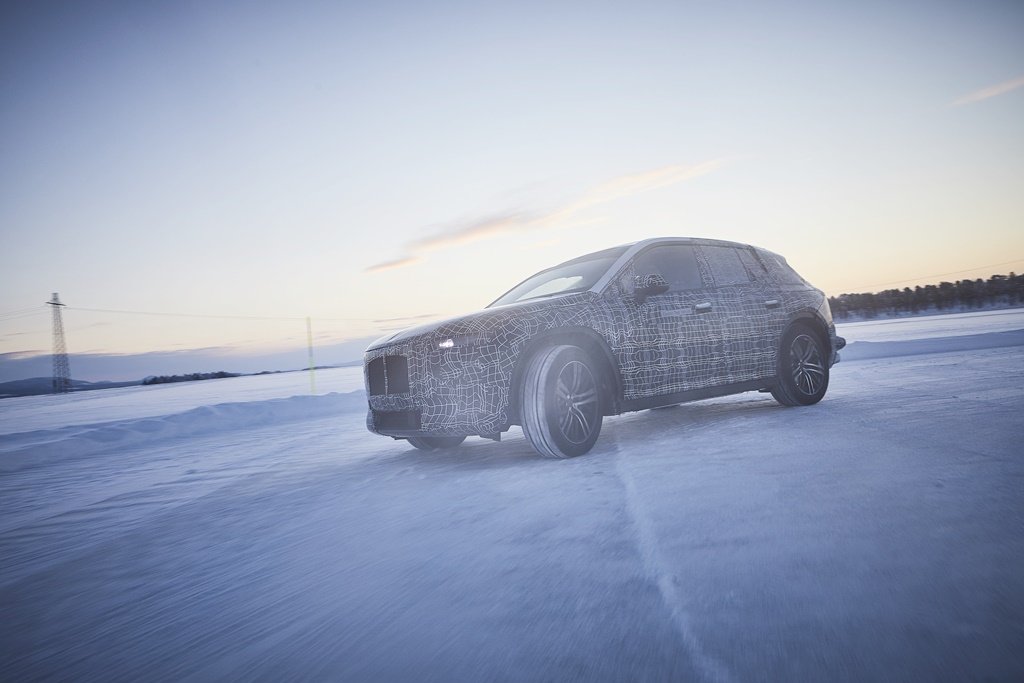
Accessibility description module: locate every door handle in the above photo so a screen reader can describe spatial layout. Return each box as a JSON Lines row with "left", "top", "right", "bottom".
{"left": 695, "top": 302, "right": 713, "bottom": 313}
{"left": 764, "top": 299, "right": 780, "bottom": 309}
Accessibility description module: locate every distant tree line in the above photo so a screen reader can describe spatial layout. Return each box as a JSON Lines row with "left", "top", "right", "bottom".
{"left": 142, "top": 371, "right": 240, "bottom": 386}
{"left": 829, "top": 272, "right": 1024, "bottom": 320}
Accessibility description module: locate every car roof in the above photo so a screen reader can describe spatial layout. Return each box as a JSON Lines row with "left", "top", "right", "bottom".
{"left": 590, "top": 236, "right": 757, "bottom": 292}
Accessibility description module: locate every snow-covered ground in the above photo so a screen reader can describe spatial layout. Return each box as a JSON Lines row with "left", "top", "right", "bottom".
{"left": 2, "top": 311, "right": 1023, "bottom": 680}
{"left": 0, "top": 366, "right": 366, "bottom": 436}
{"left": 839, "top": 307, "right": 1024, "bottom": 342}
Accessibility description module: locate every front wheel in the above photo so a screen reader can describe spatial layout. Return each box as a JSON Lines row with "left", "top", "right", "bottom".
{"left": 407, "top": 435, "right": 466, "bottom": 451}
{"left": 520, "top": 345, "right": 603, "bottom": 458}
{"left": 771, "top": 323, "right": 829, "bottom": 406}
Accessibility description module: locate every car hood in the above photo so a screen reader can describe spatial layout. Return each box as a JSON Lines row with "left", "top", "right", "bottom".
{"left": 365, "top": 312, "right": 479, "bottom": 351}
{"left": 365, "top": 293, "right": 593, "bottom": 352}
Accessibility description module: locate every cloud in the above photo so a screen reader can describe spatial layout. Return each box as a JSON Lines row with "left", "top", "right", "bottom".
{"left": 366, "top": 159, "right": 728, "bottom": 272}
{"left": 578, "top": 161, "right": 726, "bottom": 206}
{"left": 372, "top": 313, "right": 440, "bottom": 324}
{"left": 411, "top": 211, "right": 539, "bottom": 251}
{"left": 951, "top": 75, "right": 1024, "bottom": 106}
{"left": 365, "top": 255, "right": 421, "bottom": 273}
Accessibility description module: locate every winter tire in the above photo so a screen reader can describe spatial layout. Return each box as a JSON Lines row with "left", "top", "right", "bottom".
{"left": 520, "top": 345, "right": 603, "bottom": 458}
{"left": 771, "top": 322, "right": 829, "bottom": 406}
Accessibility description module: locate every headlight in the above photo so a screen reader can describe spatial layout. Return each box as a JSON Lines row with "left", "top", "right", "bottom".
{"left": 437, "top": 333, "right": 492, "bottom": 349}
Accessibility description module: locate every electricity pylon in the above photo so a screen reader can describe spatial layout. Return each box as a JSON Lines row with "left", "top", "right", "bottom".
{"left": 47, "top": 293, "right": 71, "bottom": 393}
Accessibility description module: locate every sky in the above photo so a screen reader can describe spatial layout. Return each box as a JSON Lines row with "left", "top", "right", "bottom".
{"left": 1, "top": 0, "right": 1023, "bottom": 380}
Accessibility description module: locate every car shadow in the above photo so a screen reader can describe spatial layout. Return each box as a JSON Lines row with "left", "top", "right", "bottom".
{"left": 382, "top": 391, "right": 822, "bottom": 471}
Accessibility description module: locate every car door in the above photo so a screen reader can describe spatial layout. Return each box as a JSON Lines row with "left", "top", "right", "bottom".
{"left": 619, "top": 244, "right": 723, "bottom": 398}
{"left": 699, "top": 244, "right": 783, "bottom": 381}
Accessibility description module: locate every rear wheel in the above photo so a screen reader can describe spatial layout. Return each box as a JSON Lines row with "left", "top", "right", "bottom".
{"left": 520, "top": 345, "right": 603, "bottom": 458}
{"left": 407, "top": 435, "right": 466, "bottom": 451}
{"left": 771, "top": 323, "right": 829, "bottom": 406}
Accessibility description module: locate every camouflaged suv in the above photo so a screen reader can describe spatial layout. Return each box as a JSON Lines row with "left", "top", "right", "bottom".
{"left": 364, "top": 237, "right": 844, "bottom": 458}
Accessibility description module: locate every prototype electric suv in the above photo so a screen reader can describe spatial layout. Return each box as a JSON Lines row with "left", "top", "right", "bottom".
{"left": 364, "top": 237, "right": 844, "bottom": 458}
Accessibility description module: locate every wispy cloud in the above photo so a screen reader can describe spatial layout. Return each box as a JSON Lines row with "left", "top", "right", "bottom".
{"left": 372, "top": 313, "right": 440, "bottom": 324}
{"left": 365, "top": 255, "right": 421, "bottom": 273}
{"left": 410, "top": 211, "right": 539, "bottom": 251}
{"left": 366, "top": 159, "right": 728, "bottom": 272}
{"left": 951, "top": 75, "right": 1024, "bottom": 106}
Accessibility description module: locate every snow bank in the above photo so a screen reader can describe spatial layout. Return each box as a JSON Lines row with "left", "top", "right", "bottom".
{"left": 842, "top": 329, "right": 1024, "bottom": 362}
{"left": 835, "top": 308, "right": 1024, "bottom": 343}
{"left": 0, "top": 366, "right": 366, "bottom": 436}
{"left": 0, "top": 390, "right": 367, "bottom": 474}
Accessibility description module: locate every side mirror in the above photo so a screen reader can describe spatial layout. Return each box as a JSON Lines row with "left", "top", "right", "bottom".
{"left": 634, "top": 273, "right": 669, "bottom": 303}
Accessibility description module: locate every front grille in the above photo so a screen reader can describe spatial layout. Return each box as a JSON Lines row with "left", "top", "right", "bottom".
{"left": 368, "top": 357, "right": 386, "bottom": 395}
{"left": 367, "top": 354, "right": 410, "bottom": 396}
{"left": 373, "top": 409, "right": 421, "bottom": 431}
{"left": 384, "top": 355, "right": 409, "bottom": 393}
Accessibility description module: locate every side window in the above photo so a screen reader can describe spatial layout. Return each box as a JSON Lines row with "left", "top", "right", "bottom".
{"left": 633, "top": 245, "right": 703, "bottom": 291}
{"left": 701, "top": 246, "right": 751, "bottom": 286}
{"left": 737, "top": 248, "right": 768, "bottom": 281}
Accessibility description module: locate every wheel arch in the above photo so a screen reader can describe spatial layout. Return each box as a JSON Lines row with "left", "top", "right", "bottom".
{"left": 785, "top": 309, "right": 831, "bottom": 352}
{"left": 774, "top": 309, "right": 832, "bottom": 406}
{"left": 508, "top": 327, "right": 622, "bottom": 424}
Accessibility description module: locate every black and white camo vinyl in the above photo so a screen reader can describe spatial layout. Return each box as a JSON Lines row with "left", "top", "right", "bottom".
{"left": 365, "top": 239, "right": 831, "bottom": 437}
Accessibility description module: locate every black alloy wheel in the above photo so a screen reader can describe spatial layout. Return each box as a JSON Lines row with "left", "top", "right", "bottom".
{"left": 771, "top": 323, "right": 830, "bottom": 406}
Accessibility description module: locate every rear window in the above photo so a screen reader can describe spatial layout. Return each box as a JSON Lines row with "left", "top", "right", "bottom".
{"left": 760, "top": 251, "right": 806, "bottom": 285}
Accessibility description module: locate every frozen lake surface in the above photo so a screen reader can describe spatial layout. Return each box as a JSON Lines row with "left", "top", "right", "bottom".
{"left": 1, "top": 310, "right": 1022, "bottom": 680}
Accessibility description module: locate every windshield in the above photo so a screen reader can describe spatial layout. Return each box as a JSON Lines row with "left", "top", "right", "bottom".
{"left": 489, "top": 246, "right": 628, "bottom": 307}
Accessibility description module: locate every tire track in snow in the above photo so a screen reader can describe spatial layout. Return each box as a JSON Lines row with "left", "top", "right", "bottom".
{"left": 610, "top": 437, "right": 734, "bottom": 683}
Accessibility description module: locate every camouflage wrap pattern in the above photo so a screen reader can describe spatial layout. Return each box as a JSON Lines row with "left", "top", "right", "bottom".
{"left": 365, "top": 238, "right": 837, "bottom": 437}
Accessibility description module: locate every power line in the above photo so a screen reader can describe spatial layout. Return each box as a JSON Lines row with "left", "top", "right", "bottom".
{"left": 68, "top": 306, "right": 305, "bottom": 321}
{"left": 64, "top": 306, "right": 370, "bottom": 323}
{"left": 846, "top": 257, "right": 1024, "bottom": 292}
{"left": 0, "top": 327, "right": 49, "bottom": 336}
{"left": 0, "top": 309, "right": 48, "bottom": 322}
{"left": 0, "top": 305, "right": 45, "bottom": 317}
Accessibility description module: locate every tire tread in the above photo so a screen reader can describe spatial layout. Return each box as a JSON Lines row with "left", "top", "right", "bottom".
{"left": 520, "top": 345, "right": 602, "bottom": 458}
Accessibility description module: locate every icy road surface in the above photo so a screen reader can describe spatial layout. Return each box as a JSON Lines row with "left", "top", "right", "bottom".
{"left": 2, "top": 312, "right": 1023, "bottom": 681}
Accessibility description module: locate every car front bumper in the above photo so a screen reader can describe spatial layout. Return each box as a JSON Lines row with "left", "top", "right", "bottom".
{"left": 831, "top": 335, "right": 846, "bottom": 365}
{"left": 363, "top": 339, "right": 511, "bottom": 438}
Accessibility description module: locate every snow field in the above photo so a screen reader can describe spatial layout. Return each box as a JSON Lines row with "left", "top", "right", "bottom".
{"left": 3, "top": 308, "right": 1023, "bottom": 462}
{"left": 1, "top": 309, "right": 1022, "bottom": 680}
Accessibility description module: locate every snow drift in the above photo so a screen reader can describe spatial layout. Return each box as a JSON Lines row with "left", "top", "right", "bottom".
{"left": 0, "top": 391, "right": 367, "bottom": 474}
